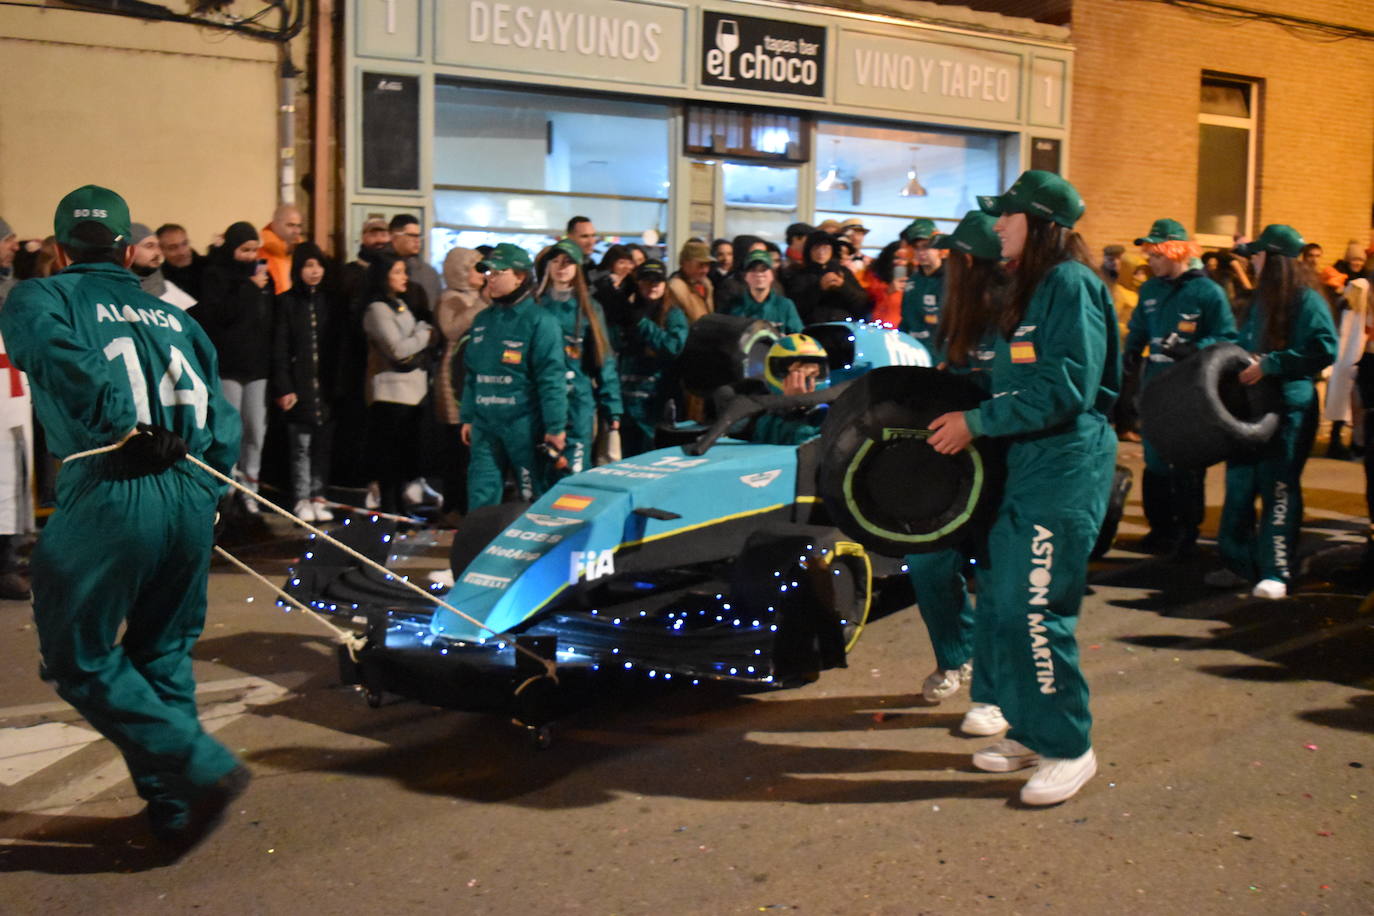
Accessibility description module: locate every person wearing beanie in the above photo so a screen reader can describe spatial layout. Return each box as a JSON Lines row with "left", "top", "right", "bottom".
{"left": 127, "top": 223, "right": 195, "bottom": 310}
{"left": 191, "top": 220, "right": 275, "bottom": 513}
{"left": 1123, "top": 219, "right": 1237, "bottom": 558}
{"left": 928, "top": 170, "right": 1120, "bottom": 806}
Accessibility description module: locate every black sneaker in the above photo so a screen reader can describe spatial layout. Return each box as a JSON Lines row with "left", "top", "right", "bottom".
{"left": 150, "top": 765, "right": 252, "bottom": 854}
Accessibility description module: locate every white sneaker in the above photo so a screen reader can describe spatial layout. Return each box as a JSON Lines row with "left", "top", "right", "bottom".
{"left": 242, "top": 492, "right": 261, "bottom": 515}
{"left": 426, "top": 568, "right": 455, "bottom": 588}
{"left": 1251, "top": 578, "right": 1287, "bottom": 599}
{"left": 972, "top": 738, "right": 1039, "bottom": 773}
{"left": 364, "top": 483, "right": 381, "bottom": 510}
{"left": 1204, "top": 568, "right": 1248, "bottom": 588}
{"left": 922, "top": 659, "right": 973, "bottom": 703}
{"left": 292, "top": 499, "right": 318, "bottom": 522}
{"left": 403, "top": 477, "right": 443, "bottom": 508}
{"left": 961, "top": 703, "right": 1008, "bottom": 736}
{"left": 311, "top": 498, "right": 334, "bottom": 522}
{"left": 1021, "top": 748, "right": 1098, "bottom": 806}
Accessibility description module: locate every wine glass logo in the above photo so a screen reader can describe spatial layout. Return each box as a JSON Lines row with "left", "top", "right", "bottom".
{"left": 715, "top": 19, "right": 740, "bottom": 81}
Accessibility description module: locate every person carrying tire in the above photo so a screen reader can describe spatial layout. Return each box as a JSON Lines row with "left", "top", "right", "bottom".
{"left": 0, "top": 186, "right": 248, "bottom": 850}
{"left": 534, "top": 239, "right": 621, "bottom": 476}
{"left": 611, "top": 258, "right": 689, "bottom": 457}
{"left": 1124, "top": 219, "right": 1238, "bottom": 559}
{"left": 928, "top": 170, "right": 1120, "bottom": 806}
{"left": 460, "top": 243, "right": 568, "bottom": 508}
{"left": 907, "top": 211, "right": 1008, "bottom": 734}
{"left": 1205, "top": 225, "right": 1336, "bottom": 600}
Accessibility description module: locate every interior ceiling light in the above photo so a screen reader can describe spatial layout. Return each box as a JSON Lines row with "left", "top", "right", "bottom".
{"left": 900, "top": 147, "right": 928, "bottom": 198}
{"left": 816, "top": 139, "right": 848, "bottom": 192}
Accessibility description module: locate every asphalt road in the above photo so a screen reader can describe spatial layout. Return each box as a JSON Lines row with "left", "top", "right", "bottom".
{"left": 2, "top": 443, "right": 1370, "bottom": 914}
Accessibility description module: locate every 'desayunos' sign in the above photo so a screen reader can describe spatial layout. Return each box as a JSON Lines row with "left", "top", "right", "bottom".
{"left": 700, "top": 11, "right": 825, "bottom": 98}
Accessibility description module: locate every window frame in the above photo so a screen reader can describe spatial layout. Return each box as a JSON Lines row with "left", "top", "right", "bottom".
{"left": 1196, "top": 73, "right": 1259, "bottom": 249}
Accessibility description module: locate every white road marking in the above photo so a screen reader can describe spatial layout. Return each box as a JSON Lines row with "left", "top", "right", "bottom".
{"left": 0, "top": 676, "right": 290, "bottom": 823}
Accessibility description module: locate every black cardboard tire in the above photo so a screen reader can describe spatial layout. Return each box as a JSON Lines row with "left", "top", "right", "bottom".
{"left": 1090, "top": 464, "right": 1133, "bottom": 560}
{"left": 1138, "top": 342, "right": 1282, "bottom": 468}
{"left": 677, "top": 313, "right": 779, "bottom": 396}
{"left": 818, "top": 366, "right": 1002, "bottom": 557}
{"left": 449, "top": 501, "right": 530, "bottom": 577}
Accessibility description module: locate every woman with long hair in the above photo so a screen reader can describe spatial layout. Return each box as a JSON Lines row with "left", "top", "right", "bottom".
{"left": 361, "top": 253, "right": 433, "bottom": 514}
{"left": 863, "top": 240, "right": 908, "bottom": 328}
{"left": 911, "top": 211, "right": 1009, "bottom": 733}
{"left": 612, "top": 257, "right": 688, "bottom": 457}
{"left": 928, "top": 171, "right": 1120, "bottom": 806}
{"left": 535, "top": 240, "right": 621, "bottom": 474}
{"left": 1206, "top": 225, "right": 1336, "bottom": 599}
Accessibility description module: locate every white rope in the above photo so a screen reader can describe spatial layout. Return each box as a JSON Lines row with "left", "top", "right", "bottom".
{"left": 212, "top": 543, "right": 369, "bottom": 661}
{"left": 60, "top": 432, "right": 558, "bottom": 683}
{"left": 181, "top": 453, "right": 557, "bottom": 683}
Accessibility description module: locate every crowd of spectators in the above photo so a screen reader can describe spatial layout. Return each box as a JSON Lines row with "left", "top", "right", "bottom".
{"left": 0, "top": 205, "right": 1371, "bottom": 555}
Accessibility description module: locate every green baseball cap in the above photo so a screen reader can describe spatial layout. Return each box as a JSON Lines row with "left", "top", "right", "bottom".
{"left": 1134, "top": 218, "right": 1189, "bottom": 245}
{"left": 742, "top": 249, "right": 774, "bottom": 271}
{"left": 900, "top": 218, "right": 937, "bottom": 243}
{"left": 1235, "top": 224, "right": 1305, "bottom": 258}
{"left": 977, "top": 170, "right": 1085, "bottom": 229}
{"left": 930, "top": 211, "right": 1003, "bottom": 261}
{"left": 53, "top": 184, "right": 132, "bottom": 248}
{"left": 478, "top": 242, "right": 533, "bottom": 272}
{"left": 550, "top": 238, "right": 584, "bottom": 265}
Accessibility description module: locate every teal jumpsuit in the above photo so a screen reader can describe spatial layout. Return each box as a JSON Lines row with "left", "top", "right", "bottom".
{"left": 0, "top": 262, "right": 242, "bottom": 823}
{"left": 963, "top": 261, "right": 1120, "bottom": 759}
{"left": 753, "top": 410, "right": 823, "bottom": 446}
{"left": 899, "top": 266, "right": 945, "bottom": 344}
{"left": 905, "top": 339, "right": 995, "bottom": 682}
{"left": 612, "top": 304, "right": 689, "bottom": 457}
{"left": 1125, "top": 270, "right": 1237, "bottom": 541}
{"left": 1217, "top": 286, "right": 1336, "bottom": 583}
{"left": 724, "top": 288, "right": 804, "bottom": 334}
{"left": 462, "top": 291, "right": 569, "bottom": 507}
{"left": 536, "top": 291, "right": 622, "bottom": 474}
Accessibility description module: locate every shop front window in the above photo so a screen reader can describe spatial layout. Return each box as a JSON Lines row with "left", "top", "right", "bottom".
{"left": 812, "top": 120, "right": 1005, "bottom": 253}
{"left": 432, "top": 81, "right": 671, "bottom": 264}
{"left": 722, "top": 162, "right": 799, "bottom": 241}
{"left": 1196, "top": 75, "right": 1258, "bottom": 245}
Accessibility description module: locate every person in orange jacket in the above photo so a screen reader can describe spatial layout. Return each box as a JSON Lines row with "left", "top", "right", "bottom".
{"left": 258, "top": 203, "right": 304, "bottom": 294}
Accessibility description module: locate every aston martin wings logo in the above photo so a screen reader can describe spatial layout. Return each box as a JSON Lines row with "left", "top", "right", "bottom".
{"left": 740, "top": 469, "right": 782, "bottom": 488}
{"left": 525, "top": 513, "right": 581, "bottom": 528}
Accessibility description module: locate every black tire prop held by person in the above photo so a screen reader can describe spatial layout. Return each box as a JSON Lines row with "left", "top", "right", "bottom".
{"left": 818, "top": 366, "right": 1003, "bottom": 556}
{"left": 1137, "top": 341, "right": 1283, "bottom": 469}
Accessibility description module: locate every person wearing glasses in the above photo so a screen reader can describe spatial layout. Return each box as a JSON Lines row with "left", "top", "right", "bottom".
{"left": 388, "top": 214, "right": 440, "bottom": 317}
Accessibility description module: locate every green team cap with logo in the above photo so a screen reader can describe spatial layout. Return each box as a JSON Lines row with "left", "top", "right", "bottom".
{"left": 900, "top": 218, "right": 937, "bottom": 243}
{"left": 478, "top": 242, "right": 533, "bottom": 272}
{"left": 1134, "top": 218, "right": 1189, "bottom": 245}
{"left": 977, "top": 170, "right": 1085, "bottom": 229}
{"left": 1234, "top": 224, "right": 1305, "bottom": 258}
{"left": 930, "top": 211, "right": 1003, "bottom": 261}
{"left": 550, "top": 238, "right": 584, "bottom": 265}
{"left": 53, "top": 184, "right": 132, "bottom": 248}
{"left": 742, "top": 249, "right": 774, "bottom": 270}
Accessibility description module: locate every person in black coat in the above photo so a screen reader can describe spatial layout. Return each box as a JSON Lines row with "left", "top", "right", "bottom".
{"left": 781, "top": 229, "right": 870, "bottom": 324}
{"left": 192, "top": 220, "right": 275, "bottom": 511}
{"left": 271, "top": 242, "right": 343, "bottom": 522}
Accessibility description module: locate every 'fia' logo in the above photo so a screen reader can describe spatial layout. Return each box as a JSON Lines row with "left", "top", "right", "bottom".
{"left": 570, "top": 549, "right": 614, "bottom": 584}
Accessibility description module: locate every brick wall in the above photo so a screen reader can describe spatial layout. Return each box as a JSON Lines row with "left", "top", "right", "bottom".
{"left": 1068, "top": 0, "right": 1374, "bottom": 260}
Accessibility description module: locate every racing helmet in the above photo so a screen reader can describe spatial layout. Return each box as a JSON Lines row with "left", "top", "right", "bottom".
{"left": 764, "top": 333, "right": 830, "bottom": 394}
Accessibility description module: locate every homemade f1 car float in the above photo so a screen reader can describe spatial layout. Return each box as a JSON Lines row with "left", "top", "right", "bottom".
{"left": 280, "top": 320, "right": 1282, "bottom": 744}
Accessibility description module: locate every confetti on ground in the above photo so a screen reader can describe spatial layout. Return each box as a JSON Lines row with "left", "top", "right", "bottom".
{"left": 466, "top": 879, "right": 479, "bottom": 888}
{"left": 1305, "top": 744, "right": 1319, "bottom": 751}
{"left": 1316, "top": 831, "right": 1333, "bottom": 837}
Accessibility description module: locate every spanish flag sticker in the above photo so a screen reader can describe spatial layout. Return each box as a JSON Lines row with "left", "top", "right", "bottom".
{"left": 1010, "top": 341, "right": 1036, "bottom": 364}
{"left": 552, "top": 494, "right": 594, "bottom": 511}
{"left": 501, "top": 348, "right": 523, "bottom": 365}
{"left": 1177, "top": 320, "right": 1196, "bottom": 333}
{"left": 925, "top": 313, "right": 940, "bottom": 325}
